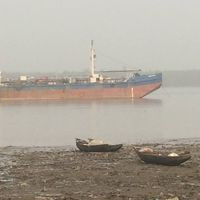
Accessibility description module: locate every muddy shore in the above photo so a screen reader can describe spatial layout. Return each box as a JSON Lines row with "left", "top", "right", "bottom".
{"left": 0, "top": 139, "right": 200, "bottom": 200}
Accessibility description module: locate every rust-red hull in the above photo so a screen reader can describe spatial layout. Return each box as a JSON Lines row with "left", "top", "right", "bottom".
{"left": 0, "top": 82, "right": 161, "bottom": 101}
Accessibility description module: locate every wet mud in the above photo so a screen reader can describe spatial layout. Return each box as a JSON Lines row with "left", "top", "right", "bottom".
{"left": 0, "top": 140, "right": 200, "bottom": 200}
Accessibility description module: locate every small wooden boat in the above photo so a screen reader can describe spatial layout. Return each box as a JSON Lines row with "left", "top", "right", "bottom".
{"left": 76, "top": 138, "right": 123, "bottom": 152}
{"left": 134, "top": 147, "right": 191, "bottom": 166}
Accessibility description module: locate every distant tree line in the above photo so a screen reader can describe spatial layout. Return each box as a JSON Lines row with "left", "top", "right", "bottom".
{"left": 163, "top": 70, "right": 200, "bottom": 87}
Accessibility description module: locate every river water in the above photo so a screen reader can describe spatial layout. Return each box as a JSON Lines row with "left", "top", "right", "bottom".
{"left": 0, "top": 87, "right": 200, "bottom": 146}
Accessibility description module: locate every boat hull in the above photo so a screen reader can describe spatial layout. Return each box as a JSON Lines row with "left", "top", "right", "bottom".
{"left": 76, "top": 141, "right": 123, "bottom": 152}
{"left": 0, "top": 82, "right": 161, "bottom": 101}
{"left": 135, "top": 149, "right": 191, "bottom": 166}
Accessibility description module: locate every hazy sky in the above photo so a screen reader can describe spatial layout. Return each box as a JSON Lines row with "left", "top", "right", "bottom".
{"left": 0, "top": 0, "right": 200, "bottom": 72}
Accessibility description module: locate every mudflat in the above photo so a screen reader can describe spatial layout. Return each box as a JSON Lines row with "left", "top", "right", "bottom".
{"left": 0, "top": 139, "right": 200, "bottom": 200}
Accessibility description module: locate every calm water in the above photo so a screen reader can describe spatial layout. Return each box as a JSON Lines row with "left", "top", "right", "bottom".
{"left": 0, "top": 87, "right": 200, "bottom": 146}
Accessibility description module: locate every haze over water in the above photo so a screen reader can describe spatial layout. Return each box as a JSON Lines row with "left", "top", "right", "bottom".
{"left": 0, "top": 87, "right": 200, "bottom": 146}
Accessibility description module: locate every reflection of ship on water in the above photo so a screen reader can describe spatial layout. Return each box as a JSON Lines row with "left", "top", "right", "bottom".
{"left": 130, "top": 98, "right": 162, "bottom": 106}
{"left": 0, "top": 98, "right": 162, "bottom": 107}
{"left": 87, "top": 98, "right": 163, "bottom": 106}
{"left": 52, "top": 98, "right": 163, "bottom": 106}
{"left": 0, "top": 41, "right": 162, "bottom": 101}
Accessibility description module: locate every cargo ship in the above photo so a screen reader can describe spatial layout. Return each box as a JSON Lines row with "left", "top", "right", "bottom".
{"left": 0, "top": 41, "right": 162, "bottom": 101}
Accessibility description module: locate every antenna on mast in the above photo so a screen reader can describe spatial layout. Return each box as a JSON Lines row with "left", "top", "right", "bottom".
{"left": 91, "top": 40, "right": 93, "bottom": 48}
{"left": 0, "top": 71, "right": 2, "bottom": 85}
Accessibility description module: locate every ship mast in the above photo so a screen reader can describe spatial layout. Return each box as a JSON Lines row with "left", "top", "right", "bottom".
{"left": 89, "top": 40, "right": 103, "bottom": 83}
{"left": 90, "top": 40, "right": 95, "bottom": 77}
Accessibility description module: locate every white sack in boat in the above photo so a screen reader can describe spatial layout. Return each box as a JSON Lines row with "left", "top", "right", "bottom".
{"left": 168, "top": 152, "right": 179, "bottom": 157}
{"left": 88, "top": 139, "right": 105, "bottom": 145}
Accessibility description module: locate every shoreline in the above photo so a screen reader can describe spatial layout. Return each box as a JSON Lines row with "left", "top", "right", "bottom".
{"left": 0, "top": 138, "right": 200, "bottom": 199}
{"left": 1, "top": 137, "right": 200, "bottom": 150}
